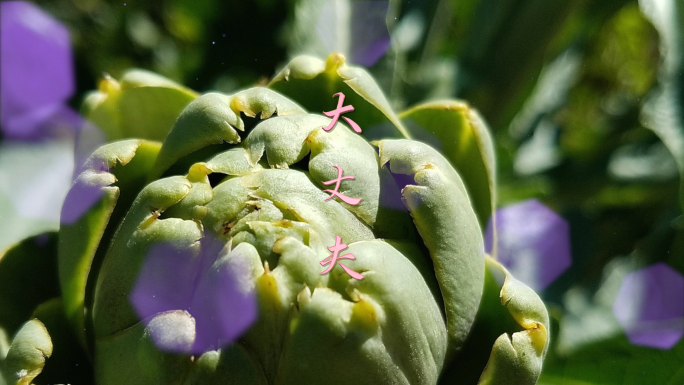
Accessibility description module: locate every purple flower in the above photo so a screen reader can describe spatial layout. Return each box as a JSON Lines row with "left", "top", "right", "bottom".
{"left": 0, "top": 2, "right": 106, "bottom": 233}
{"left": 348, "top": 1, "right": 391, "bottom": 67}
{"left": 316, "top": 1, "right": 391, "bottom": 67}
{"left": 485, "top": 199, "right": 572, "bottom": 291}
{"left": 1, "top": 1, "right": 74, "bottom": 139}
{"left": 131, "top": 235, "right": 258, "bottom": 354}
{"left": 613, "top": 263, "right": 684, "bottom": 349}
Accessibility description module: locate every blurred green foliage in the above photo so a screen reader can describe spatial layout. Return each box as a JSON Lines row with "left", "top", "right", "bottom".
{"left": 37, "top": 0, "right": 291, "bottom": 102}
{"left": 7, "top": 0, "right": 684, "bottom": 383}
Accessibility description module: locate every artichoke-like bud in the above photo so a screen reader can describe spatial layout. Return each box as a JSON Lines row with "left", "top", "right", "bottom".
{"left": 55, "top": 53, "right": 549, "bottom": 384}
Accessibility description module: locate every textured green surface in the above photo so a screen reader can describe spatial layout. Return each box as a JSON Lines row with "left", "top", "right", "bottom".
{"left": 0, "top": 319, "right": 52, "bottom": 385}
{"left": 83, "top": 69, "right": 198, "bottom": 141}
{"left": 0, "top": 49, "right": 554, "bottom": 384}
{"left": 399, "top": 102, "right": 496, "bottom": 232}
{"left": 54, "top": 56, "right": 549, "bottom": 384}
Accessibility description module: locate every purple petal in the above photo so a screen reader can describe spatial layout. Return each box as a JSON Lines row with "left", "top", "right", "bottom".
{"left": 349, "top": 2, "right": 391, "bottom": 67}
{"left": 1, "top": 1, "right": 74, "bottom": 137}
{"left": 2, "top": 102, "right": 84, "bottom": 142}
{"left": 59, "top": 177, "right": 106, "bottom": 225}
{"left": 485, "top": 199, "right": 572, "bottom": 291}
{"left": 315, "top": 1, "right": 391, "bottom": 67}
{"left": 131, "top": 236, "right": 257, "bottom": 355}
{"left": 2, "top": 103, "right": 62, "bottom": 140}
{"left": 352, "top": 37, "right": 392, "bottom": 68}
{"left": 613, "top": 263, "right": 684, "bottom": 349}
{"left": 131, "top": 243, "right": 200, "bottom": 321}
{"left": 189, "top": 245, "right": 257, "bottom": 354}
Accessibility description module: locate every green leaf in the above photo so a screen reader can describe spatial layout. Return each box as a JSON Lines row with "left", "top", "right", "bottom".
{"left": 507, "top": 49, "right": 583, "bottom": 141}
{"left": 82, "top": 69, "right": 198, "bottom": 141}
{"left": 399, "top": 101, "right": 497, "bottom": 231}
{"left": 0, "top": 234, "right": 59, "bottom": 337}
{"left": 540, "top": 337, "right": 684, "bottom": 385}
{"left": 450, "top": 0, "right": 583, "bottom": 129}
{"left": 269, "top": 54, "right": 411, "bottom": 140}
{"left": 286, "top": 0, "right": 354, "bottom": 60}
{"left": 0, "top": 319, "right": 52, "bottom": 385}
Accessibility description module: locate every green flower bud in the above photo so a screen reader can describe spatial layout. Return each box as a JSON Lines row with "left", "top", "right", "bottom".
{"left": 12, "top": 53, "right": 551, "bottom": 384}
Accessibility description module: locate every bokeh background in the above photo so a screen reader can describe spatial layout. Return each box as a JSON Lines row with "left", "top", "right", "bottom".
{"left": 1, "top": 0, "right": 683, "bottom": 383}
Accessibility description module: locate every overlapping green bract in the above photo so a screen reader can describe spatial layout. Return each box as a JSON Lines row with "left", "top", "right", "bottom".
{"left": 0, "top": 54, "right": 550, "bottom": 385}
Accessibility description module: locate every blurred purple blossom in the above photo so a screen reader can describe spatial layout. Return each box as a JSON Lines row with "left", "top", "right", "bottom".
{"left": 316, "top": 1, "right": 391, "bottom": 67}
{"left": 59, "top": 172, "right": 107, "bottom": 225}
{"left": 485, "top": 199, "right": 572, "bottom": 291}
{"left": 348, "top": 1, "right": 391, "bottom": 67}
{"left": 131, "top": 236, "right": 258, "bottom": 354}
{"left": 0, "top": 2, "right": 106, "bottom": 234}
{"left": 613, "top": 263, "right": 684, "bottom": 349}
{"left": 1, "top": 1, "right": 74, "bottom": 139}
{"left": 352, "top": 37, "right": 391, "bottom": 67}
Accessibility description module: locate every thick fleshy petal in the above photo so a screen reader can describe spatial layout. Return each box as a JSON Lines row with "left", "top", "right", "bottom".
{"left": 59, "top": 140, "right": 160, "bottom": 347}
{"left": 94, "top": 311, "right": 194, "bottom": 385}
{"left": 269, "top": 54, "right": 411, "bottom": 140}
{"left": 240, "top": 169, "right": 375, "bottom": 244}
{"left": 275, "top": 240, "right": 446, "bottom": 385}
{"left": 183, "top": 344, "right": 268, "bottom": 385}
{"left": 477, "top": 258, "right": 550, "bottom": 385}
{"left": 244, "top": 114, "right": 384, "bottom": 226}
{"left": 0, "top": 319, "right": 52, "bottom": 385}
{"left": 399, "top": 101, "right": 496, "bottom": 232}
{"left": 82, "top": 69, "right": 197, "bottom": 141}
{"left": 30, "top": 299, "right": 94, "bottom": 384}
{"left": 378, "top": 139, "right": 485, "bottom": 362}
{"left": 151, "top": 88, "right": 306, "bottom": 178}
{"left": 91, "top": 176, "right": 197, "bottom": 337}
